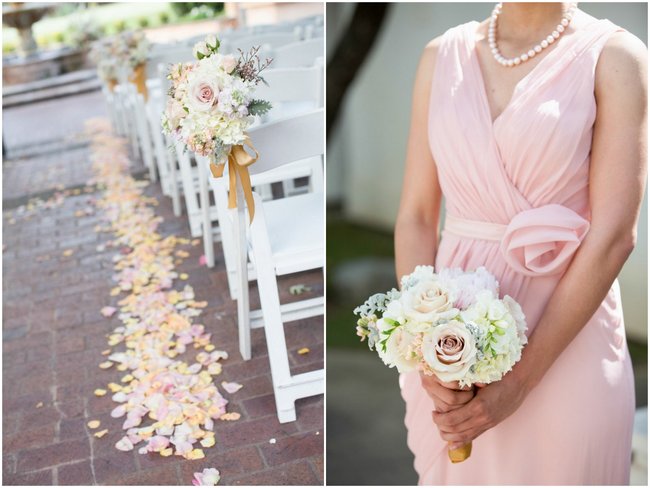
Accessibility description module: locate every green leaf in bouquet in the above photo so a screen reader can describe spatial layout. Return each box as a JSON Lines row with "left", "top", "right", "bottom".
{"left": 248, "top": 99, "right": 273, "bottom": 116}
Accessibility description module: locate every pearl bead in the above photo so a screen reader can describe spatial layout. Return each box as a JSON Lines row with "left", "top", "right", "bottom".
{"left": 541, "top": 39, "right": 549, "bottom": 48}
{"left": 491, "top": 47, "right": 498, "bottom": 55}
{"left": 561, "top": 18, "right": 569, "bottom": 27}
{"left": 552, "top": 30, "right": 560, "bottom": 39}
{"left": 557, "top": 25, "right": 565, "bottom": 33}
{"left": 507, "top": 59, "right": 514, "bottom": 67}
{"left": 513, "top": 57, "right": 521, "bottom": 65}
{"left": 534, "top": 45, "right": 542, "bottom": 53}
{"left": 527, "top": 49, "right": 535, "bottom": 57}
{"left": 546, "top": 35, "right": 555, "bottom": 44}
{"left": 521, "top": 53, "right": 528, "bottom": 62}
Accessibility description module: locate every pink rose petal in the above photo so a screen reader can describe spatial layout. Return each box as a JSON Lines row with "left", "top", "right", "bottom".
{"left": 221, "top": 381, "right": 243, "bottom": 394}
{"left": 101, "top": 306, "right": 117, "bottom": 317}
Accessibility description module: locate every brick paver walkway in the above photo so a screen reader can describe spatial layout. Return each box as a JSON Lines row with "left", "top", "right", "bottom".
{"left": 3, "top": 92, "right": 323, "bottom": 485}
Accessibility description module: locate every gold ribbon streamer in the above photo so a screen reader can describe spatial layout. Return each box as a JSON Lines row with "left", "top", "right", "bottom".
{"left": 209, "top": 138, "right": 259, "bottom": 223}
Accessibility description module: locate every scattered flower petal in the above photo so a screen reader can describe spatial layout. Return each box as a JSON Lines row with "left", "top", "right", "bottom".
{"left": 98, "top": 361, "right": 113, "bottom": 369}
{"left": 115, "top": 436, "right": 134, "bottom": 451}
{"left": 94, "top": 389, "right": 107, "bottom": 397}
{"left": 221, "top": 381, "right": 243, "bottom": 394}
{"left": 87, "top": 420, "right": 101, "bottom": 429}
{"left": 219, "top": 412, "right": 241, "bottom": 421}
{"left": 101, "top": 306, "right": 117, "bottom": 317}
{"left": 62, "top": 249, "right": 74, "bottom": 257}
{"left": 297, "top": 347, "right": 310, "bottom": 355}
{"left": 94, "top": 429, "right": 109, "bottom": 438}
{"left": 193, "top": 468, "right": 220, "bottom": 486}
{"left": 269, "top": 438, "right": 276, "bottom": 444}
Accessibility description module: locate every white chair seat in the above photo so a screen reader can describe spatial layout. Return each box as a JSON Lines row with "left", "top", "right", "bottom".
{"left": 249, "top": 192, "right": 324, "bottom": 275}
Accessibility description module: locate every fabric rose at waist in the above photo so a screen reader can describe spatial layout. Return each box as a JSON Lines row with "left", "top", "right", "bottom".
{"left": 443, "top": 204, "right": 590, "bottom": 277}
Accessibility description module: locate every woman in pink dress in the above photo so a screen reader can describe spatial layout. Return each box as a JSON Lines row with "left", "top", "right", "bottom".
{"left": 395, "top": 3, "right": 647, "bottom": 485}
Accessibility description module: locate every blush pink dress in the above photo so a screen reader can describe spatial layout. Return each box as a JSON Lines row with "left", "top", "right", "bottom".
{"left": 399, "top": 18, "right": 635, "bottom": 485}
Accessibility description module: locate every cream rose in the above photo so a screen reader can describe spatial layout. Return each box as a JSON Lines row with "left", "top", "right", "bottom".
{"left": 422, "top": 320, "right": 477, "bottom": 383}
{"left": 193, "top": 41, "right": 209, "bottom": 59}
{"left": 187, "top": 78, "right": 219, "bottom": 112}
{"left": 221, "top": 54, "right": 237, "bottom": 74}
{"left": 376, "top": 319, "right": 418, "bottom": 372}
{"left": 164, "top": 98, "right": 186, "bottom": 130}
{"left": 401, "top": 279, "right": 457, "bottom": 323}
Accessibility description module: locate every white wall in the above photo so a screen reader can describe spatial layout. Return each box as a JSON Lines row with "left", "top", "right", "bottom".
{"left": 327, "top": 2, "right": 648, "bottom": 340}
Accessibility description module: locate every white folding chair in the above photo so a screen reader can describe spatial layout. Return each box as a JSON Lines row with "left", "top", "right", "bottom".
{"left": 200, "top": 109, "right": 324, "bottom": 422}
{"left": 270, "top": 39, "right": 324, "bottom": 69}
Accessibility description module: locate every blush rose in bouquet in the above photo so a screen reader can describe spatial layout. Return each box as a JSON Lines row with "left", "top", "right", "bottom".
{"left": 354, "top": 265, "right": 528, "bottom": 462}
{"left": 162, "top": 35, "right": 273, "bottom": 221}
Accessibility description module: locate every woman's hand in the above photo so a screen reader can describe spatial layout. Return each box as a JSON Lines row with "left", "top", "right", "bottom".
{"left": 419, "top": 372, "right": 474, "bottom": 414}
{"left": 431, "top": 372, "right": 528, "bottom": 449}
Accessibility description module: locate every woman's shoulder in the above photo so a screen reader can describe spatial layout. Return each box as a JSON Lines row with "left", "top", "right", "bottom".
{"left": 596, "top": 28, "right": 647, "bottom": 94}
{"left": 421, "top": 20, "right": 479, "bottom": 67}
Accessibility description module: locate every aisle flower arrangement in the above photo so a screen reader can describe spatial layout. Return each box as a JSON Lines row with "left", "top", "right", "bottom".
{"left": 162, "top": 35, "right": 273, "bottom": 221}
{"left": 90, "top": 30, "right": 149, "bottom": 95}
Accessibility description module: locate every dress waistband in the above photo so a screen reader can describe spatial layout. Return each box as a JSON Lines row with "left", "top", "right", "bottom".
{"left": 441, "top": 205, "right": 591, "bottom": 277}
{"left": 443, "top": 214, "right": 507, "bottom": 241}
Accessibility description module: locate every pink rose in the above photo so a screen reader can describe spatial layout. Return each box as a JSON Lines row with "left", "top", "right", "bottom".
{"left": 164, "top": 98, "right": 185, "bottom": 129}
{"left": 421, "top": 320, "right": 477, "bottom": 383}
{"left": 188, "top": 78, "right": 219, "bottom": 112}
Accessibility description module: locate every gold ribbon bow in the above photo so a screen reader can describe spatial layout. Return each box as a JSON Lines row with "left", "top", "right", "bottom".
{"left": 209, "top": 138, "right": 259, "bottom": 223}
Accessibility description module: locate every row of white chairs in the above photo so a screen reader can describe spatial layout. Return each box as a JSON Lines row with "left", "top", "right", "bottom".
{"left": 102, "top": 26, "right": 324, "bottom": 423}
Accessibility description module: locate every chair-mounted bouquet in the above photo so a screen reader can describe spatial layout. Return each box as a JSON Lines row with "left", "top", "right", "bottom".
{"left": 161, "top": 35, "right": 273, "bottom": 222}
{"left": 90, "top": 30, "right": 149, "bottom": 97}
{"left": 354, "top": 265, "right": 528, "bottom": 463}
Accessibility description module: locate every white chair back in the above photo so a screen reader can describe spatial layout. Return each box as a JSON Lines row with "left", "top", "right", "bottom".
{"left": 270, "top": 39, "right": 324, "bottom": 68}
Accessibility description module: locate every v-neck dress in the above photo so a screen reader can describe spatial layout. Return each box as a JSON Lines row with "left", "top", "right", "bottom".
{"left": 399, "top": 18, "right": 635, "bottom": 485}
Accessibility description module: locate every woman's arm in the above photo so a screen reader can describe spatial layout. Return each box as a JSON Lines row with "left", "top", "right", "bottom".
{"left": 394, "top": 38, "right": 443, "bottom": 281}
{"left": 432, "top": 31, "right": 648, "bottom": 449}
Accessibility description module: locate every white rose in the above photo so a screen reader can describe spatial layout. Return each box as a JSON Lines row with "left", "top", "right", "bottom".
{"left": 221, "top": 54, "right": 237, "bottom": 74}
{"left": 376, "top": 319, "right": 418, "bottom": 372}
{"left": 487, "top": 300, "right": 508, "bottom": 321}
{"left": 503, "top": 295, "right": 528, "bottom": 342}
{"left": 205, "top": 35, "right": 218, "bottom": 50}
{"left": 422, "top": 320, "right": 477, "bottom": 383}
{"left": 193, "top": 41, "right": 209, "bottom": 59}
{"left": 401, "top": 279, "right": 457, "bottom": 323}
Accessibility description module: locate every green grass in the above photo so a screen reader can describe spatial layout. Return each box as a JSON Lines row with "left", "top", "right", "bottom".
{"left": 2, "top": 2, "right": 224, "bottom": 52}
{"left": 327, "top": 215, "right": 394, "bottom": 348}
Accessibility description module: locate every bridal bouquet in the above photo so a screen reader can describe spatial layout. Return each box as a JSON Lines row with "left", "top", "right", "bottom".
{"left": 162, "top": 35, "right": 272, "bottom": 221}
{"left": 354, "top": 265, "right": 527, "bottom": 462}
{"left": 90, "top": 31, "right": 149, "bottom": 95}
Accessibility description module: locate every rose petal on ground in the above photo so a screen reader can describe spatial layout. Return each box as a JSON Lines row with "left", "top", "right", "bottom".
{"left": 199, "top": 254, "right": 207, "bottom": 266}
{"left": 115, "top": 436, "right": 134, "bottom": 451}
{"left": 98, "top": 361, "right": 113, "bottom": 369}
{"left": 101, "top": 306, "right": 117, "bottom": 317}
{"left": 87, "top": 420, "right": 101, "bottom": 429}
{"left": 186, "top": 448, "right": 205, "bottom": 460}
{"left": 221, "top": 381, "right": 243, "bottom": 394}
{"left": 180, "top": 273, "right": 189, "bottom": 280}
{"left": 160, "top": 447, "right": 173, "bottom": 457}
{"left": 297, "top": 347, "right": 310, "bottom": 355}
{"left": 200, "top": 436, "right": 216, "bottom": 448}
{"left": 35, "top": 402, "right": 44, "bottom": 408}
{"left": 193, "top": 468, "right": 221, "bottom": 486}
{"left": 269, "top": 438, "right": 276, "bottom": 444}
{"left": 94, "top": 389, "right": 107, "bottom": 397}
{"left": 219, "top": 412, "right": 241, "bottom": 421}
{"left": 62, "top": 249, "right": 74, "bottom": 257}
{"left": 94, "top": 429, "right": 109, "bottom": 438}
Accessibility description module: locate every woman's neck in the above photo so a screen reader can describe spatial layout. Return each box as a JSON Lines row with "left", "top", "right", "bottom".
{"left": 497, "top": 2, "right": 573, "bottom": 44}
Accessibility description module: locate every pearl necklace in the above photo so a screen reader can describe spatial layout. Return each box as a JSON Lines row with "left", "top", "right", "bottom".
{"left": 489, "top": 2, "right": 577, "bottom": 67}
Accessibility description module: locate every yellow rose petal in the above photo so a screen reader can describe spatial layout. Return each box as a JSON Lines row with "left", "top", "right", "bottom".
{"left": 94, "top": 429, "right": 108, "bottom": 438}
{"left": 107, "top": 382, "right": 122, "bottom": 393}
{"left": 98, "top": 362, "right": 113, "bottom": 370}
{"left": 200, "top": 436, "right": 216, "bottom": 448}
{"left": 297, "top": 347, "right": 310, "bottom": 355}
{"left": 121, "top": 374, "right": 134, "bottom": 383}
{"left": 35, "top": 402, "right": 44, "bottom": 408}
{"left": 117, "top": 364, "right": 128, "bottom": 371}
{"left": 101, "top": 349, "right": 111, "bottom": 356}
{"left": 179, "top": 273, "right": 189, "bottom": 280}
{"left": 204, "top": 344, "right": 215, "bottom": 352}
{"left": 160, "top": 448, "right": 173, "bottom": 457}
{"left": 220, "top": 412, "right": 241, "bottom": 421}
{"left": 87, "top": 420, "right": 101, "bottom": 429}
{"left": 62, "top": 249, "right": 74, "bottom": 257}
{"left": 186, "top": 448, "right": 205, "bottom": 460}
{"left": 94, "top": 389, "right": 107, "bottom": 396}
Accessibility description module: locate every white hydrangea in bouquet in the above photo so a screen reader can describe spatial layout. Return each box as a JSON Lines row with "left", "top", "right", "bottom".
{"left": 354, "top": 265, "right": 528, "bottom": 463}
{"left": 162, "top": 35, "right": 273, "bottom": 221}
{"left": 90, "top": 31, "right": 149, "bottom": 94}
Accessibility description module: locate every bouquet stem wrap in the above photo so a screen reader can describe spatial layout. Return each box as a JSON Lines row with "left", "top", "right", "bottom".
{"left": 448, "top": 441, "right": 472, "bottom": 463}
{"left": 107, "top": 78, "right": 118, "bottom": 92}
{"left": 209, "top": 138, "right": 259, "bottom": 223}
{"left": 129, "top": 63, "right": 148, "bottom": 100}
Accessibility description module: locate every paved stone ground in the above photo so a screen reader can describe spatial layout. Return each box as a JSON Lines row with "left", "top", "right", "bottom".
{"left": 3, "top": 93, "right": 323, "bottom": 485}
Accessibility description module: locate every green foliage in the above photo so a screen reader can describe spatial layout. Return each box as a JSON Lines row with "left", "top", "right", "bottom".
{"left": 248, "top": 99, "right": 272, "bottom": 116}
{"left": 159, "top": 12, "right": 170, "bottom": 24}
{"left": 171, "top": 3, "right": 224, "bottom": 18}
{"left": 138, "top": 17, "right": 149, "bottom": 28}
{"left": 114, "top": 20, "right": 127, "bottom": 33}
{"left": 54, "top": 32, "right": 65, "bottom": 43}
